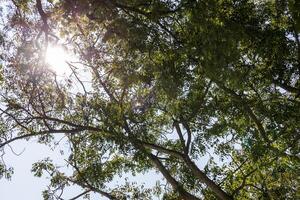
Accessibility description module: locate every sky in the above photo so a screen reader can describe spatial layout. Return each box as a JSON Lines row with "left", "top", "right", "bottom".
{"left": 0, "top": 140, "right": 56, "bottom": 199}
{"left": 0, "top": 137, "right": 91, "bottom": 200}
{"left": 0, "top": 137, "right": 161, "bottom": 200}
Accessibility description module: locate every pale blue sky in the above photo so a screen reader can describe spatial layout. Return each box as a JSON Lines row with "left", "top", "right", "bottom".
{"left": 0, "top": 138, "right": 96, "bottom": 200}
{"left": 0, "top": 137, "right": 161, "bottom": 200}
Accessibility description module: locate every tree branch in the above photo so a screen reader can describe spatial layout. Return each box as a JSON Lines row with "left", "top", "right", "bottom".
{"left": 69, "top": 189, "right": 91, "bottom": 200}
{"left": 141, "top": 141, "right": 184, "bottom": 159}
{"left": 68, "top": 161, "right": 118, "bottom": 200}
{"left": 173, "top": 120, "right": 186, "bottom": 152}
{"left": 147, "top": 153, "right": 200, "bottom": 200}
{"left": 215, "top": 82, "right": 270, "bottom": 144}
{"left": 0, "top": 128, "right": 84, "bottom": 149}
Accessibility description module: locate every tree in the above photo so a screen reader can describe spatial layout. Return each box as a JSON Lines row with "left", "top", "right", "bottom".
{"left": 0, "top": 0, "right": 299, "bottom": 199}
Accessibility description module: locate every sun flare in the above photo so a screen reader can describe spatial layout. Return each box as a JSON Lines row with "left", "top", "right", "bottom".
{"left": 45, "top": 45, "right": 72, "bottom": 75}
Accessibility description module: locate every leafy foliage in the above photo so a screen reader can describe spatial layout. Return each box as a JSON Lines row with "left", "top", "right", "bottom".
{"left": 0, "top": 0, "right": 299, "bottom": 199}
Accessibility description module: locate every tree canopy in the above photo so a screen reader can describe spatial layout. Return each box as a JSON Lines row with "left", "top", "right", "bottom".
{"left": 0, "top": 0, "right": 299, "bottom": 199}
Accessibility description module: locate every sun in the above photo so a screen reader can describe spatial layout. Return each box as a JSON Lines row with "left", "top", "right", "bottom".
{"left": 45, "top": 45, "right": 72, "bottom": 75}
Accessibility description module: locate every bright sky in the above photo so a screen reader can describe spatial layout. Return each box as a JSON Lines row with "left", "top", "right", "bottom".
{"left": 0, "top": 137, "right": 162, "bottom": 200}
{"left": 0, "top": 137, "right": 98, "bottom": 200}
{"left": 45, "top": 45, "right": 73, "bottom": 76}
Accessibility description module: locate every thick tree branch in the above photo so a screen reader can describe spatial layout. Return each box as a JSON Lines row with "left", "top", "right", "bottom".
{"left": 140, "top": 140, "right": 233, "bottom": 200}
{"left": 174, "top": 121, "right": 186, "bottom": 152}
{"left": 147, "top": 153, "right": 200, "bottom": 200}
{"left": 69, "top": 189, "right": 91, "bottom": 200}
{"left": 141, "top": 141, "right": 184, "bottom": 159}
{"left": 123, "top": 123, "right": 200, "bottom": 199}
{"left": 36, "top": 0, "right": 49, "bottom": 31}
{"left": 182, "top": 155, "right": 233, "bottom": 200}
{"left": 181, "top": 119, "right": 192, "bottom": 155}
